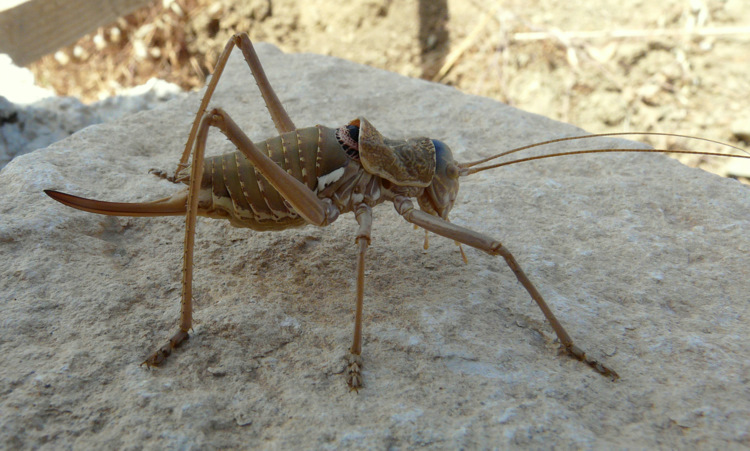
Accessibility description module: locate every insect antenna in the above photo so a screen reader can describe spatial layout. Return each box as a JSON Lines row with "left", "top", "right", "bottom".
{"left": 458, "top": 132, "right": 750, "bottom": 176}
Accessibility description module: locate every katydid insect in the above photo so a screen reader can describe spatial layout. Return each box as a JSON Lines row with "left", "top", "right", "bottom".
{"left": 44, "top": 33, "right": 750, "bottom": 390}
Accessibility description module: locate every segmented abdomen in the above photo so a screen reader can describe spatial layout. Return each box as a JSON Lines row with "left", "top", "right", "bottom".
{"left": 187, "top": 125, "right": 347, "bottom": 231}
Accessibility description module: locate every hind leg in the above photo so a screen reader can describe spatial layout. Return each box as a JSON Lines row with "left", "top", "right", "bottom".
{"left": 151, "top": 32, "right": 297, "bottom": 182}
{"left": 141, "top": 109, "right": 214, "bottom": 366}
{"left": 143, "top": 105, "right": 340, "bottom": 366}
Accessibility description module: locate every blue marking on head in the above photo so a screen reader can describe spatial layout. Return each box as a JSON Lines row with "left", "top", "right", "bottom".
{"left": 432, "top": 139, "right": 451, "bottom": 173}
{"left": 419, "top": 139, "right": 459, "bottom": 220}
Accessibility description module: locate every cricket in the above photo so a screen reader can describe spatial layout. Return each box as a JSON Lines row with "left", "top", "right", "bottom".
{"left": 44, "top": 33, "right": 750, "bottom": 390}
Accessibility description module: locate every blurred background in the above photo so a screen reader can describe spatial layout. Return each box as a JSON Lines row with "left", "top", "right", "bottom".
{"left": 1, "top": 0, "right": 749, "bottom": 176}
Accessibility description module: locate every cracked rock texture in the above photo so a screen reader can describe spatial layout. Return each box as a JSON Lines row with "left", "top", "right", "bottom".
{"left": 1, "top": 43, "right": 749, "bottom": 449}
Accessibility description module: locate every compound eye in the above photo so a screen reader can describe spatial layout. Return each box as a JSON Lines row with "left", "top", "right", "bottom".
{"left": 431, "top": 139, "right": 455, "bottom": 173}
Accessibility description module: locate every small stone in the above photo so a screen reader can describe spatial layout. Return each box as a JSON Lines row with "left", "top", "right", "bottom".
{"left": 725, "top": 158, "right": 750, "bottom": 179}
{"left": 730, "top": 116, "right": 750, "bottom": 143}
{"left": 54, "top": 50, "right": 70, "bottom": 65}
{"left": 207, "top": 366, "right": 227, "bottom": 377}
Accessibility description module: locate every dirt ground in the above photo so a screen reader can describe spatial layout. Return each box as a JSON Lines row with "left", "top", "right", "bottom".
{"left": 29, "top": 0, "right": 750, "bottom": 176}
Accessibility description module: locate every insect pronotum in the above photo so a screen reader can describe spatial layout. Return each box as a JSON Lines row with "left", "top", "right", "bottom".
{"left": 44, "top": 33, "right": 750, "bottom": 390}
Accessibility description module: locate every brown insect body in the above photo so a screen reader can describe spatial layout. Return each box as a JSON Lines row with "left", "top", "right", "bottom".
{"left": 150, "top": 112, "right": 448, "bottom": 234}
{"left": 164, "top": 118, "right": 440, "bottom": 231}
{"left": 184, "top": 125, "right": 348, "bottom": 230}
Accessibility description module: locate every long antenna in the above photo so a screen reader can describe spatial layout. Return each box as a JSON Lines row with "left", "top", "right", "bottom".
{"left": 461, "top": 148, "right": 750, "bottom": 176}
{"left": 458, "top": 132, "right": 750, "bottom": 176}
{"left": 459, "top": 132, "right": 749, "bottom": 170}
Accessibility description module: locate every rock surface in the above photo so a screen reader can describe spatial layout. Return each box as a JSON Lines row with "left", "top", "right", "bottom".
{"left": 1, "top": 44, "right": 749, "bottom": 448}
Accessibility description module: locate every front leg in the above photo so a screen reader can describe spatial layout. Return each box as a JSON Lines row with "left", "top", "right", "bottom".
{"left": 393, "top": 196, "right": 619, "bottom": 380}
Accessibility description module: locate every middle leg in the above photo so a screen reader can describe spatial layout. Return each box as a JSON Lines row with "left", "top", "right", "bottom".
{"left": 346, "top": 204, "right": 373, "bottom": 391}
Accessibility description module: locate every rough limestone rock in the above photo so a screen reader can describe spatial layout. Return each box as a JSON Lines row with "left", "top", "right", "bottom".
{"left": 1, "top": 44, "right": 748, "bottom": 448}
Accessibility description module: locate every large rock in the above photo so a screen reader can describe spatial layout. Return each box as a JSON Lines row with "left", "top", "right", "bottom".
{"left": 1, "top": 43, "right": 748, "bottom": 448}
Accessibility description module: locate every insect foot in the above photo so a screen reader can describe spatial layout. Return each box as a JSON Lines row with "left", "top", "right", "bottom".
{"left": 148, "top": 165, "right": 188, "bottom": 184}
{"left": 140, "top": 330, "right": 190, "bottom": 367}
{"left": 563, "top": 343, "right": 619, "bottom": 380}
{"left": 346, "top": 353, "right": 364, "bottom": 391}
{"left": 147, "top": 168, "right": 171, "bottom": 180}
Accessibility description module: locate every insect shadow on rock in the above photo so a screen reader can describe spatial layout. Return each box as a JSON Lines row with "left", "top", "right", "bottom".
{"left": 44, "top": 33, "right": 750, "bottom": 391}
